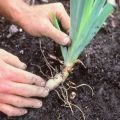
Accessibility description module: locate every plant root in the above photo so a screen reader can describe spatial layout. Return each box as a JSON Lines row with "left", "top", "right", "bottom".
{"left": 55, "top": 85, "right": 85, "bottom": 120}
{"left": 75, "top": 59, "right": 86, "bottom": 69}
{"left": 48, "top": 53, "right": 64, "bottom": 65}
{"left": 31, "top": 63, "right": 48, "bottom": 78}
{"left": 39, "top": 40, "right": 55, "bottom": 77}
{"left": 55, "top": 81, "right": 94, "bottom": 120}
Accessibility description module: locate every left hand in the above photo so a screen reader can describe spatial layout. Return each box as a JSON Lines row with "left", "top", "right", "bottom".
{"left": 0, "top": 49, "right": 49, "bottom": 117}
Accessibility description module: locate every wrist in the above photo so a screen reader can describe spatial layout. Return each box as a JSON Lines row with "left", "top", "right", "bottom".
{"left": 0, "top": 0, "right": 30, "bottom": 25}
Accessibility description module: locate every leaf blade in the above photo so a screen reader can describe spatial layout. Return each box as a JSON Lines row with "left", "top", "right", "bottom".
{"left": 50, "top": 14, "right": 68, "bottom": 61}
{"left": 65, "top": 0, "right": 113, "bottom": 66}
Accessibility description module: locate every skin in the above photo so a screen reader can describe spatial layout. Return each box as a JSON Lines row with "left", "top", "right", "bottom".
{"left": 0, "top": 0, "right": 70, "bottom": 117}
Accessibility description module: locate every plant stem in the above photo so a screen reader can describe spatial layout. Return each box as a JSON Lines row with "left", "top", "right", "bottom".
{"left": 45, "top": 65, "right": 74, "bottom": 91}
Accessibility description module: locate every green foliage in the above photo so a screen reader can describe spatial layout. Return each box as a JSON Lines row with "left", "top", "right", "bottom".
{"left": 51, "top": 0, "right": 114, "bottom": 67}
{"left": 50, "top": 14, "right": 67, "bottom": 61}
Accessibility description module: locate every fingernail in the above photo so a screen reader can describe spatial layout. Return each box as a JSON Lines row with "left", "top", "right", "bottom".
{"left": 23, "top": 110, "right": 27, "bottom": 114}
{"left": 41, "top": 81, "right": 45, "bottom": 87}
{"left": 21, "top": 63, "right": 27, "bottom": 70}
{"left": 63, "top": 36, "right": 71, "bottom": 46}
{"left": 36, "top": 101, "right": 42, "bottom": 108}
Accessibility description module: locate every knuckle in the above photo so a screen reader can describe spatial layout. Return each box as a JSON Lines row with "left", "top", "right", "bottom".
{"left": 0, "top": 81, "right": 9, "bottom": 92}
{"left": 24, "top": 90, "right": 31, "bottom": 97}
{"left": 52, "top": 3, "right": 64, "bottom": 11}
{"left": 57, "top": 2, "right": 64, "bottom": 8}
{"left": 29, "top": 74, "right": 41, "bottom": 84}
{"left": 30, "top": 75, "right": 37, "bottom": 84}
{"left": 26, "top": 86, "right": 38, "bottom": 97}
{"left": 36, "top": 87, "right": 41, "bottom": 93}
{"left": 15, "top": 100, "right": 23, "bottom": 107}
{"left": 57, "top": 12, "right": 63, "bottom": 20}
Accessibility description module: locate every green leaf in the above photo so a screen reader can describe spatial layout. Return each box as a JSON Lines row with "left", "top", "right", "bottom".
{"left": 50, "top": 1, "right": 113, "bottom": 67}
{"left": 64, "top": 0, "right": 113, "bottom": 66}
{"left": 70, "top": 0, "right": 86, "bottom": 39}
{"left": 50, "top": 14, "right": 68, "bottom": 61}
{"left": 71, "top": 3, "right": 114, "bottom": 62}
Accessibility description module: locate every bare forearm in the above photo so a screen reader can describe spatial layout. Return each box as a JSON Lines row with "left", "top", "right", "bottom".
{"left": 0, "top": 0, "right": 29, "bottom": 24}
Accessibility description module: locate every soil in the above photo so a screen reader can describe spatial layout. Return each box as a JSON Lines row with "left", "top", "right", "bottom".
{"left": 0, "top": 0, "right": 120, "bottom": 120}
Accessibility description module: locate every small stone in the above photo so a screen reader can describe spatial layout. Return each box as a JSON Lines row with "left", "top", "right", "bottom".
{"left": 19, "top": 50, "right": 24, "bottom": 54}
{"left": 9, "top": 25, "right": 18, "bottom": 34}
{"left": 69, "top": 91, "right": 76, "bottom": 100}
{"left": 19, "top": 28, "right": 23, "bottom": 32}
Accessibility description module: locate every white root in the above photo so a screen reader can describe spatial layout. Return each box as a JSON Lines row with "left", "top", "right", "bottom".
{"left": 46, "top": 67, "right": 93, "bottom": 120}
{"left": 45, "top": 59, "right": 86, "bottom": 91}
{"left": 45, "top": 71, "right": 69, "bottom": 91}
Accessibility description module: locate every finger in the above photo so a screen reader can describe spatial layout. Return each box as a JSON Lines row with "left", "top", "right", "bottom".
{"left": 0, "top": 49, "right": 27, "bottom": 69}
{"left": 0, "top": 81, "right": 49, "bottom": 98}
{"left": 55, "top": 3, "right": 70, "bottom": 32}
{"left": 2, "top": 62, "right": 46, "bottom": 87}
{"left": 0, "top": 103, "right": 27, "bottom": 117}
{"left": 0, "top": 93, "right": 42, "bottom": 108}
{"left": 43, "top": 21, "right": 70, "bottom": 45}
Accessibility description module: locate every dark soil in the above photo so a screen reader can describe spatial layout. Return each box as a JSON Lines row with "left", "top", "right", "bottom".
{"left": 0, "top": 0, "right": 120, "bottom": 120}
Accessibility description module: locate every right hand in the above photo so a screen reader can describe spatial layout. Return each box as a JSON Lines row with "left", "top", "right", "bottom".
{"left": 0, "top": 49, "right": 49, "bottom": 117}
{"left": 0, "top": 0, "right": 70, "bottom": 45}
{"left": 17, "top": 3, "right": 70, "bottom": 45}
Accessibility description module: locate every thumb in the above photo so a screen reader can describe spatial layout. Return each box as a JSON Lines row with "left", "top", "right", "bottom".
{"left": 43, "top": 22, "right": 70, "bottom": 46}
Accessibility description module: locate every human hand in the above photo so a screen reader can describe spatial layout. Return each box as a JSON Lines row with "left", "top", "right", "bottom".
{"left": 0, "top": 1, "right": 70, "bottom": 44}
{"left": 0, "top": 49, "right": 49, "bottom": 117}
{"left": 17, "top": 3, "right": 70, "bottom": 45}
